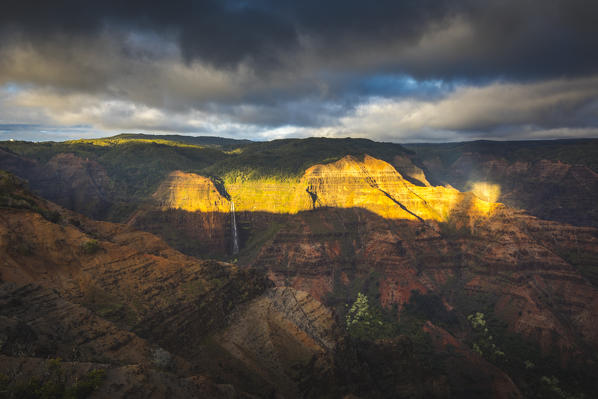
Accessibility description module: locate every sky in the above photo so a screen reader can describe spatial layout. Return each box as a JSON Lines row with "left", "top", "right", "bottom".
{"left": 1, "top": 0, "right": 598, "bottom": 143}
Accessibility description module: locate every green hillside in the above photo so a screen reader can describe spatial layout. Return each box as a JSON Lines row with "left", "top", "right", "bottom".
{"left": 201, "top": 137, "right": 413, "bottom": 181}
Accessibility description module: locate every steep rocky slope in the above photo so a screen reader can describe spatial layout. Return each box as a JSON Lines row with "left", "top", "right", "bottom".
{"left": 213, "top": 287, "right": 338, "bottom": 397}
{"left": 0, "top": 171, "right": 338, "bottom": 397}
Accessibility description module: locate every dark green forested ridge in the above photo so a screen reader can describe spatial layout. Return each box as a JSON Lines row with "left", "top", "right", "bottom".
{"left": 200, "top": 137, "right": 413, "bottom": 180}
{"left": 0, "top": 135, "right": 413, "bottom": 183}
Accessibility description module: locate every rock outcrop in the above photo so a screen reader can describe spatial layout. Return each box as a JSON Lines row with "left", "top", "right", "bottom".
{"left": 299, "top": 154, "right": 497, "bottom": 220}
{"left": 214, "top": 287, "right": 338, "bottom": 397}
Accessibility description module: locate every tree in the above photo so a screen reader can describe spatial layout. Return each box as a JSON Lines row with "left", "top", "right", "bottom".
{"left": 467, "top": 312, "right": 505, "bottom": 362}
{"left": 345, "top": 292, "right": 385, "bottom": 340}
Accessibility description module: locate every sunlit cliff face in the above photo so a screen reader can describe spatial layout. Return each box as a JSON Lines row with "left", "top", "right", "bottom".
{"left": 154, "top": 155, "right": 502, "bottom": 221}
{"left": 153, "top": 171, "right": 230, "bottom": 213}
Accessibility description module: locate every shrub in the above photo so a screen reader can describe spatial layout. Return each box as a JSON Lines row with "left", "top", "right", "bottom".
{"left": 467, "top": 312, "right": 505, "bottom": 363}
{"left": 80, "top": 239, "right": 101, "bottom": 255}
{"left": 345, "top": 292, "right": 386, "bottom": 340}
{"left": 43, "top": 210, "right": 62, "bottom": 223}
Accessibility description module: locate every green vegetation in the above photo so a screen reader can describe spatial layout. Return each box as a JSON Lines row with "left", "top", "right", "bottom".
{"left": 0, "top": 170, "right": 23, "bottom": 192}
{"left": 105, "top": 133, "right": 252, "bottom": 150}
{"left": 66, "top": 137, "right": 207, "bottom": 149}
{"left": 2, "top": 135, "right": 413, "bottom": 184}
{"left": 0, "top": 358, "right": 106, "bottom": 399}
{"left": 1, "top": 137, "right": 229, "bottom": 220}
{"left": 466, "top": 309, "right": 594, "bottom": 398}
{"left": 438, "top": 218, "right": 473, "bottom": 239}
{"left": 0, "top": 173, "right": 36, "bottom": 211}
{"left": 202, "top": 137, "right": 413, "bottom": 181}
{"left": 345, "top": 293, "right": 387, "bottom": 340}
{"left": 333, "top": 288, "right": 439, "bottom": 385}
{"left": 433, "top": 273, "right": 595, "bottom": 398}
{"left": 537, "top": 376, "right": 586, "bottom": 399}
{"left": 467, "top": 312, "right": 505, "bottom": 363}
{"left": 151, "top": 347, "right": 174, "bottom": 371}
{"left": 80, "top": 239, "right": 101, "bottom": 255}
{"left": 330, "top": 275, "right": 437, "bottom": 362}
{"left": 393, "top": 275, "right": 598, "bottom": 399}
{"left": 403, "top": 291, "right": 458, "bottom": 328}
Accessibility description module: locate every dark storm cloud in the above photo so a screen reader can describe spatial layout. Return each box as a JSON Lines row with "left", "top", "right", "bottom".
{"left": 2, "top": 0, "right": 598, "bottom": 80}
{"left": 0, "top": 0, "right": 299, "bottom": 70}
{"left": 2, "top": 0, "right": 598, "bottom": 142}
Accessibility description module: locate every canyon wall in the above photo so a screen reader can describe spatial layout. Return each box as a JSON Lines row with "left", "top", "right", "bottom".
{"left": 138, "top": 155, "right": 598, "bottom": 362}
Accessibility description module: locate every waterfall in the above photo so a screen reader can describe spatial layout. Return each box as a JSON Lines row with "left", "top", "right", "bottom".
{"left": 231, "top": 201, "right": 239, "bottom": 255}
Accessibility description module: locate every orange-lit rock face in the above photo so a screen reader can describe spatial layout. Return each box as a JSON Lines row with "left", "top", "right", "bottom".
{"left": 301, "top": 154, "right": 499, "bottom": 221}
{"left": 156, "top": 155, "right": 500, "bottom": 222}
{"left": 153, "top": 171, "right": 230, "bottom": 213}
{"left": 132, "top": 171, "right": 233, "bottom": 256}
{"left": 226, "top": 179, "right": 310, "bottom": 213}
{"left": 145, "top": 155, "right": 503, "bottom": 258}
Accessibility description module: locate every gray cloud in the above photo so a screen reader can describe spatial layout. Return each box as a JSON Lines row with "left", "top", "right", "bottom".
{"left": 1, "top": 1, "right": 598, "bottom": 142}
{"left": 3, "top": 1, "right": 598, "bottom": 79}
{"left": 323, "top": 76, "right": 598, "bottom": 141}
{"left": 4, "top": 75, "right": 597, "bottom": 142}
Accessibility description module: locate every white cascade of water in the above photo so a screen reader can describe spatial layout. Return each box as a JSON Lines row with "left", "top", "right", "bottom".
{"left": 231, "top": 201, "right": 239, "bottom": 254}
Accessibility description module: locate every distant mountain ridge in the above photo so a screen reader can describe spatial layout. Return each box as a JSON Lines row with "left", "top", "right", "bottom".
{"left": 106, "top": 133, "right": 254, "bottom": 149}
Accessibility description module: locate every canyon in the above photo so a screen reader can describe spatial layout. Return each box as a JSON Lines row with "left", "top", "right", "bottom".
{"left": 1, "top": 136, "right": 598, "bottom": 398}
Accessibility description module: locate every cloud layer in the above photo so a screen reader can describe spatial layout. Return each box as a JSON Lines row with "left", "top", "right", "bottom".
{"left": 1, "top": 0, "right": 597, "bottom": 141}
